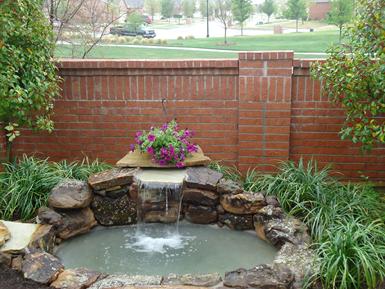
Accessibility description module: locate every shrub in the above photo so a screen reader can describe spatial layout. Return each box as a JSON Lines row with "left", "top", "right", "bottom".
{"left": 177, "top": 36, "right": 184, "bottom": 40}
{"left": 0, "top": 155, "right": 111, "bottom": 221}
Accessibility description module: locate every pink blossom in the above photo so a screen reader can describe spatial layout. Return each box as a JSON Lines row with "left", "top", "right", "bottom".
{"left": 148, "top": 134, "right": 156, "bottom": 142}
{"left": 176, "top": 161, "right": 185, "bottom": 168}
{"left": 147, "top": 147, "right": 154, "bottom": 155}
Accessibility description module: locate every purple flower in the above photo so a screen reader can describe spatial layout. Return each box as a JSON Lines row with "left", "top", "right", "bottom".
{"left": 130, "top": 144, "right": 136, "bottom": 152}
{"left": 148, "top": 134, "right": 156, "bottom": 142}
{"left": 161, "top": 123, "right": 168, "bottom": 131}
{"left": 158, "top": 159, "right": 167, "bottom": 166}
{"left": 187, "top": 144, "right": 198, "bottom": 153}
{"left": 135, "top": 131, "right": 143, "bottom": 137}
{"left": 147, "top": 147, "right": 154, "bottom": 155}
{"left": 176, "top": 161, "right": 185, "bottom": 168}
{"left": 183, "top": 130, "right": 192, "bottom": 138}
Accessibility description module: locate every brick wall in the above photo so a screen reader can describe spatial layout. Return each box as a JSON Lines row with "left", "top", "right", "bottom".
{"left": 5, "top": 52, "right": 385, "bottom": 182}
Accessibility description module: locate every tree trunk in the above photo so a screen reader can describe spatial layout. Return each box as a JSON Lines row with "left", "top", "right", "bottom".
{"left": 267, "top": 15, "right": 270, "bottom": 23}
{"left": 224, "top": 26, "right": 227, "bottom": 44}
{"left": 339, "top": 24, "right": 342, "bottom": 43}
{"left": 241, "top": 23, "right": 243, "bottom": 36}
{"left": 296, "top": 19, "right": 298, "bottom": 32}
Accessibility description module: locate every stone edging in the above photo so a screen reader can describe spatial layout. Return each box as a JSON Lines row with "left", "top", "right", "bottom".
{"left": 0, "top": 166, "right": 314, "bottom": 289}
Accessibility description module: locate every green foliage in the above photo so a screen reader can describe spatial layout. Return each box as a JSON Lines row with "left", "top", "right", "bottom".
{"left": 231, "top": 0, "right": 253, "bottom": 35}
{"left": 314, "top": 218, "right": 385, "bottom": 289}
{"left": 312, "top": 0, "right": 385, "bottom": 151}
{"left": 0, "top": 0, "right": 60, "bottom": 155}
{"left": 208, "top": 161, "right": 242, "bottom": 183}
{"left": 327, "top": 0, "right": 354, "bottom": 41}
{"left": 161, "top": 0, "right": 175, "bottom": 19}
{"left": 126, "top": 11, "right": 145, "bottom": 31}
{"left": 0, "top": 155, "right": 111, "bottom": 221}
{"left": 199, "top": 0, "right": 214, "bottom": 18}
{"left": 284, "top": 0, "right": 307, "bottom": 32}
{"left": 145, "top": 0, "right": 160, "bottom": 19}
{"left": 258, "top": 0, "right": 276, "bottom": 23}
{"left": 248, "top": 159, "right": 385, "bottom": 288}
{"left": 214, "top": 0, "right": 232, "bottom": 44}
{"left": 182, "top": 0, "right": 196, "bottom": 18}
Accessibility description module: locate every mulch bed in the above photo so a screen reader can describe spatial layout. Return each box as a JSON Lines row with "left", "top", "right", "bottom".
{"left": 0, "top": 264, "right": 52, "bottom": 289}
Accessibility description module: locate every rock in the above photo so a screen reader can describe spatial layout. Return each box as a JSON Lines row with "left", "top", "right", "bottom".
{"left": 266, "top": 195, "right": 280, "bottom": 207}
{"left": 163, "top": 273, "right": 222, "bottom": 287}
{"left": 128, "top": 183, "right": 139, "bottom": 200}
{"left": 49, "top": 179, "right": 93, "bottom": 210}
{"left": 0, "top": 252, "right": 12, "bottom": 266}
{"left": 182, "top": 188, "right": 219, "bottom": 207}
{"left": 246, "top": 264, "right": 294, "bottom": 289}
{"left": 37, "top": 207, "right": 64, "bottom": 227}
{"left": 217, "top": 178, "right": 243, "bottom": 195}
{"left": 224, "top": 265, "right": 294, "bottom": 289}
{"left": 51, "top": 268, "right": 103, "bottom": 289}
{"left": 220, "top": 192, "right": 266, "bottom": 215}
{"left": 264, "top": 217, "right": 310, "bottom": 249}
{"left": 257, "top": 205, "right": 285, "bottom": 220}
{"left": 0, "top": 221, "right": 11, "bottom": 246}
{"left": 218, "top": 214, "right": 254, "bottom": 230}
{"left": 185, "top": 167, "right": 223, "bottom": 191}
{"left": 254, "top": 221, "right": 267, "bottom": 241}
{"left": 185, "top": 205, "right": 218, "bottom": 224}
{"left": 91, "top": 195, "right": 136, "bottom": 226}
{"left": 57, "top": 208, "right": 97, "bottom": 240}
{"left": 94, "top": 185, "right": 131, "bottom": 199}
{"left": 143, "top": 206, "right": 179, "bottom": 223}
{"left": 88, "top": 274, "right": 162, "bottom": 289}
{"left": 11, "top": 255, "right": 23, "bottom": 271}
{"left": 274, "top": 243, "right": 315, "bottom": 289}
{"left": 88, "top": 168, "right": 138, "bottom": 191}
{"left": 22, "top": 251, "right": 64, "bottom": 284}
{"left": 223, "top": 268, "right": 248, "bottom": 288}
{"left": 28, "top": 224, "right": 56, "bottom": 253}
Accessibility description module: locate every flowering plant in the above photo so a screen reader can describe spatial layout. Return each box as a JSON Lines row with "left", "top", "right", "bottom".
{"left": 130, "top": 120, "right": 198, "bottom": 168}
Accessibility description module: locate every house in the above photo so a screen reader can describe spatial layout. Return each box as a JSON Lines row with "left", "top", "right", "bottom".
{"left": 309, "top": 0, "right": 331, "bottom": 20}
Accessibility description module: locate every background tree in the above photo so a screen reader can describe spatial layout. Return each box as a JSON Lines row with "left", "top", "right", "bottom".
{"left": 0, "top": 0, "right": 61, "bottom": 161}
{"left": 327, "top": 0, "right": 354, "bottom": 42}
{"left": 161, "top": 0, "right": 175, "bottom": 20}
{"left": 231, "top": 0, "right": 253, "bottom": 36}
{"left": 312, "top": 0, "right": 385, "bottom": 151}
{"left": 144, "top": 0, "right": 160, "bottom": 21}
{"left": 182, "top": 0, "right": 196, "bottom": 18}
{"left": 284, "top": 0, "right": 307, "bottom": 32}
{"left": 126, "top": 11, "right": 145, "bottom": 31}
{"left": 259, "top": 0, "right": 276, "bottom": 23}
{"left": 214, "top": 0, "right": 232, "bottom": 44}
{"left": 199, "top": 0, "right": 214, "bottom": 18}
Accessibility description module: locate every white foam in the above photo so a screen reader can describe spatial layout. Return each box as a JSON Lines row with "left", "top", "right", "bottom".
{"left": 135, "top": 169, "right": 186, "bottom": 185}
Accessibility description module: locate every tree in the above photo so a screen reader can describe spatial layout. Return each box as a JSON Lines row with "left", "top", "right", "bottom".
{"left": 126, "top": 11, "right": 145, "bottom": 31}
{"left": 145, "top": 0, "right": 160, "bottom": 21}
{"left": 182, "top": 0, "right": 196, "bottom": 18}
{"left": 327, "top": 0, "right": 353, "bottom": 42}
{"left": 199, "top": 0, "right": 214, "bottom": 18}
{"left": 161, "top": 0, "right": 175, "bottom": 20}
{"left": 284, "top": 0, "right": 307, "bottom": 32}
{"left": 312, "top": 0, "right": 385, "bottom": 152}
{"left": 0, "top": 0, "right": 61, "bottom": 161}
{"left": 231, "top": 0, "right": 253, "bottom": 36}
{"left": 214, "top": 0, "right": 232, "bottom": 44}
{"left": 259, "top": 0, "right": 276, "bottom": 23}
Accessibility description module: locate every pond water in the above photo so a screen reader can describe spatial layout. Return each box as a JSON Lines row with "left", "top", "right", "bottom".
{"left": 56, "top": 223, "right": 277, "bottom": 275}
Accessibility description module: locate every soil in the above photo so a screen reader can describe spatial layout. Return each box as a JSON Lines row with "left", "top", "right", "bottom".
{"left": 0, "top": 264, "right": 52, "bottom": 289}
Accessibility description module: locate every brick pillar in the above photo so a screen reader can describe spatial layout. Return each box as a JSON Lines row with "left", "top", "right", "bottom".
{"left": 238, "top": 51, "right": 293, "bottom": 173}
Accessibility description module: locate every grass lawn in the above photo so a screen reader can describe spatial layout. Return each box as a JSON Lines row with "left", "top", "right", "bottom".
{"left": 56, "top": 31, "right": 339, "bottom": 59}
{"left": 166, "top": 31, "right": 339, "bottom": 53}
{"left": 55, "top": 45, "right": 238, "bottom": 59}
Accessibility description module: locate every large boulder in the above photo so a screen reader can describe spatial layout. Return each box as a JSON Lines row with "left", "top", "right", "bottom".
{"left": 22, "top": 251, "right": 64, "bottom": 284}
{"left": 37, "top": 207, "right": 64, "bottom": 228}
{"left": 0, "top": 221, "right": 11, "bottom": 247}
{"left": 163, "top": 273, "right": 222, "bottom": 287}
{"left": 220, "top": 192, "right": 266, "bottom": 215}
{"left": 182, "top": 188, "right": 219, "bottom": 207}
{"left": 28, "top": 224, "right": 56, "bottom": 253}
{"left": 51, "top": 268, "right": 103, "bottom": 289}
{"left": 184, "top": 205, "right": 217, "bottom": 224}
{"left": 218, "top": 213, "right": 254, "bottom": 230}
{"left": 57, "top": 208, "right": 97, "bottom": 240}
{"left": 88, "top": 168, "right": 138, "bottom": 191}
{"left": 184, "top": 167, "right": 223, "bottom": 191}
{"left": 48, "top": 179, "right": 92, "bottom": 210}
{"left": 216, "top": 178, "right": 243, "bottom": 195}
{"left": 91, "top": 195, "right": 137, "bottom": 226}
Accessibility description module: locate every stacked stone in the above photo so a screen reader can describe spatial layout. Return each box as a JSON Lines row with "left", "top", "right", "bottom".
{"left": 88, "top": 168, "right": 138, "bottom": 226}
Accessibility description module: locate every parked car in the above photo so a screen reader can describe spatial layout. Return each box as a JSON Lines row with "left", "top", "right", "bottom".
{"left": 110, "top": 26, "right": 156, "bottom": 38}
